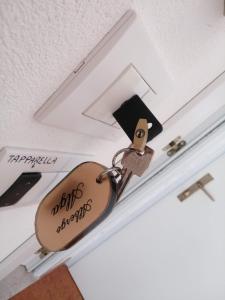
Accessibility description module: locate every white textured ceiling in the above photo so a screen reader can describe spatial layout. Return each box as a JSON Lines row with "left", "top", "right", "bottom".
{"left": 1, "top": 0, "right": 225, "bottom": 160}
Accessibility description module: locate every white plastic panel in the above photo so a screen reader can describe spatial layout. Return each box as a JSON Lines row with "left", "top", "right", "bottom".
{"left": 0, "top": 147, "right": 92, "bottom": 209}
{"left": 35, "top": 10, "right": 172, "bottom": 140}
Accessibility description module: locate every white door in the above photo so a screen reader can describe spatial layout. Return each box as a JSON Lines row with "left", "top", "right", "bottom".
{"left": 70, "top": 151, "right": 225, "bottom": 300}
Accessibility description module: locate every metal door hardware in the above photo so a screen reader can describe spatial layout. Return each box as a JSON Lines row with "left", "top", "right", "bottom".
{"left": 178, "top": 173, "right": 215, "bottom": 202}
{"left": 163, "top": 136, "right": 186, "bottom": 157}
{"left": 35, "top": 247, "right": 50, "bottom": 259}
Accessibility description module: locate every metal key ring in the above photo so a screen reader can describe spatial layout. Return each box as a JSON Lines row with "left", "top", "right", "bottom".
{"left": 96, "top": 166, "right": 122, "bottom": 183}
{"left": 112, "top": 147, "right": 142, "bottom": 168}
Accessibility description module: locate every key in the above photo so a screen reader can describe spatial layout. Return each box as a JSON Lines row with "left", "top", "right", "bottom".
{"left": 117, "top": 147, "right": 154, "bottom": 200}
{"left": 121, "top": 146, "right": 154, "bottom": 177}
{"left": 132, "top": 118, "right": 148, "bottom": 152}
{"left": 116, "top": 118, "right": 154, "bottom": 200}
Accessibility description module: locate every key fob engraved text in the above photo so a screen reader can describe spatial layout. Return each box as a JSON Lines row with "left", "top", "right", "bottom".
{"left": 35, "top": 162, "right": 117, "bottom": 251}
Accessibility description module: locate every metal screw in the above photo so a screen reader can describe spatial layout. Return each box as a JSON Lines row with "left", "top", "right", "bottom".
{"left": 183, "top": 190, "right": 190, "bottom": 197}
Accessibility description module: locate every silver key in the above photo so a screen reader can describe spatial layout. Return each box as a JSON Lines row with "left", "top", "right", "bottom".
{"left": 121, "top": 146, "right": 154, "bottom": 177}
{"left": 117, "top": 146, "right": 154, "bottom": 199}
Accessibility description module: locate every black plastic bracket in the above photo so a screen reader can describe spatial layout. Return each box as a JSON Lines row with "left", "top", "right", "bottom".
{"left": 0, "top": 172, "right": 42, "bottom": 207}
{"left": 113, "top": 95, "right": 163, "bottom": 142}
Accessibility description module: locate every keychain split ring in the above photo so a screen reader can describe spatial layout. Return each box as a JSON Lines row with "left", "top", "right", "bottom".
{"left": 112, "top": 147, "right": 143, "bottom": 168}
{"left": 97, "top": 146, "right": 146, "bottom": 183}
{"left": 96, "top": 166, "right": 122, "bottom": 183}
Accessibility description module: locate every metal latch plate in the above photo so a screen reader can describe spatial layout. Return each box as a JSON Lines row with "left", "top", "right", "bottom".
{"left": 178, "top": 173, "right": 214, "bottom": 202}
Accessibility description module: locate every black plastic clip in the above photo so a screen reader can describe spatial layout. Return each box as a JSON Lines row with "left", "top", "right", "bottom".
{"left": 113, "top": 95, "right": 163, "bottom": 142}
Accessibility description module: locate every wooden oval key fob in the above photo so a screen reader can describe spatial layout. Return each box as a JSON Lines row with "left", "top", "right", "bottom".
{"left": 35, "top": 162, "right": 117, "bottom": 252}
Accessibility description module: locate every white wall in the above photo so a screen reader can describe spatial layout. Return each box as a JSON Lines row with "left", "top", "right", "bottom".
{"left": 70, "top": 152, "right": 225, "bottom": 300}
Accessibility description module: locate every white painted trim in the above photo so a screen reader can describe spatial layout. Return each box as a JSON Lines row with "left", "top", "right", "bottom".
{"left": 0, "top": 235, "right": 39, "bottom": 281}
{"left": 33, "top": 120, "right": 225, "bottom": 278}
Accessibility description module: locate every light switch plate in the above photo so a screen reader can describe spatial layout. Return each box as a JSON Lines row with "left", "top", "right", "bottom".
{"left": 0, "top": 147, "right": 93, "bottom": 209}
{"left": 83, "top": 64, "right": 151, "bottom": 126}
{"left": 35, "top": 10, "right": 172, "bottom": 140}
